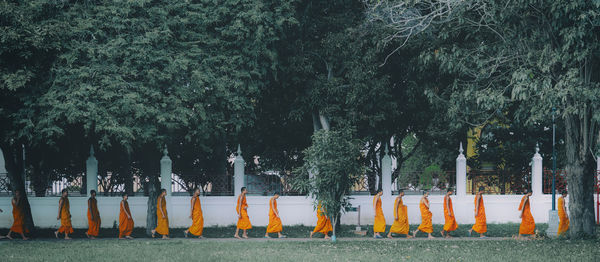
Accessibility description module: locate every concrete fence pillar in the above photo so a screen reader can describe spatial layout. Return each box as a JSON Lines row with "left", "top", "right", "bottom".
{"left": 596, "top": 156, "right": 599, "bottom": 179}
{"left": 381, "top": 144, "right": 392, "bottom": 197}
{"left": 456, "top": 142, "right": 467, "bottom": 196}
{"left": 234, "top": 144, "right": 245, "bottom": 197}
{"left": 86, "top": 145, "right": 98, "bottom": 196}
{"left": 160, "top": 146, "right": 172, "bottom": 196}
{"left": 531, "top": 144, "right": 543, "bottom": 196}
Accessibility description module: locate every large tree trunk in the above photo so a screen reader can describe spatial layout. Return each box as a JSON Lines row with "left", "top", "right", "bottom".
{"left": 564, "top": 113, "right": 597, "bottom": 238}
{"left": 145, "top": 175, "right": 159, "bottom": 236}
{"left": 1, "top": 143, "right": 35, "bottom": 234}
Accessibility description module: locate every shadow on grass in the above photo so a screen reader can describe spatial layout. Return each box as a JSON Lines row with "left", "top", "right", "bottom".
{"left": 0, "top": 223, "right": 550, "bottom": 239}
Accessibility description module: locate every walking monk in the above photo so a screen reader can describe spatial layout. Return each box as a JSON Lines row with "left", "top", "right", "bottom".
{"left": 557, "top": 191, "right": 569, "bottom": 236}
{"left": 234, "top": 187, "right": 252, "bottom": 239}
{"left": 387, "top": 190, "right": 411, "bottom": 239}
{"left": 119, "top": 193, "right": 134, "bottom": 239}
{"left": 152, "top": 189, "right": 169, "bottom": 239}
{"left": 6, "top": 190, "right": 28, "bottom": 240}
{"left": 373, "top": 189, "right": 386, "bottom": 238}
{"left": 184, "top": 188, "right": 204, "bottom": 238}
{"left": 310, "top": 201, "right": 332, "bottom": 239}
{"left": 518, "top": 190, "right": 535, "bottom": 238}
{"left": 86, "top": 190, "right": 101, "bottom": 239}
{"left": 469, "top": 186, "right": 487, "bottom": 238}
{"left": 55, "top": 189, "right": 73, "bottom": 239}
{"left": 265, "top": 192, "right": 286, "bottom": 238}
{"left": 441, "top": 189, "right": 457, "bottom": 238}
{"left": 413, "top": 191, "right": 434, "bottom": 238}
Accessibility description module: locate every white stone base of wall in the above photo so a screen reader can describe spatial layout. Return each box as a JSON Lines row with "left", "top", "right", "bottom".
{"left": 0, "top": 194, "right": 582, "bottom": 229}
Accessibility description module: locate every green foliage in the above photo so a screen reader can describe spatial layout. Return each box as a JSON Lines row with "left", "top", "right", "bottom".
{"left": 367, "top": 0, "right": 600, "bottom": 237}
{"left": 292, "top": 128, "right": 367, "bottom": 237}
{"left": 419, "top": 164, "right": 445, "bottom": 190}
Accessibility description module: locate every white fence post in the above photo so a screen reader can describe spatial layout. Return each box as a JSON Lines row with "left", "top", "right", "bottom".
{"left": 532, "top": 144, "right": 543, "bottom": 195}
{"left": 86, "top": 145, "right": 98, "bottom": 196}
{"left": 160, "top": 146, "right": 172, "bottom": 196}
{"left": 456, "top": 143, "right": 467, "bottom": 196}
{"left": 0, "top": 148, "right": 6, "bottom": 174}
{"left": 596, "top": 156, "right": 599, "bottom": 179}
{"left": 234, "top": 144, "right": 245, "bottom": 197}
{"left": 381, "top": 145, "right": 392, "bottom": 197}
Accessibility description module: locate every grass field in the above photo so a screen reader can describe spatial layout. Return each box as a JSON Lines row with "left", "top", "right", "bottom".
{"left": 1, "top": 238, "right": 599, "bottom": 262}
{"left": 2, "top": 224, "right": 598, "bottom": 262}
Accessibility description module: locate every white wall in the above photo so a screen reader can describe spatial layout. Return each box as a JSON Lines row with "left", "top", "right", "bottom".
{"left": 0, "top": 194, "right": 577, "bottom": 229}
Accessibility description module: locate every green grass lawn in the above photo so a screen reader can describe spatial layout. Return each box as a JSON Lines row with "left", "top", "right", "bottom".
{"left": 1, "top": 238, "right": 599, "bottom": 262}
{"left": 0, "top": 223, "right": 550, "bottom": 239}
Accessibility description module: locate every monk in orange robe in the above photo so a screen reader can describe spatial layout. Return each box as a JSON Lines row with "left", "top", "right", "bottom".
{"left": 86, "top": 190, "right": 101, "bottom": 239}
{"left": 413, "top": 191, "right": 434, "bottom": 238}
{"left": 518, "top": 190, "right": 535, "bottom": 238}
{"left": 441, "top": 189, "right": 458, "bottom": 238}
{"left": 387, "top": 190, "right": 411, "bottom": 239}
{"left": 557, "top": 191, "right": 569, "bottom": 236}
{"left": 469, "top": 186, "right": 487, "bottom": 238}
{"left": 55, "top": 189, "right": 73, "bottom": 239}
{"left": 119, "top": 193, "right": 134, "bottom": 239}
{"left": 184, "top": 188, "right": 204, "bottom": 238}
{"left": 234, "top": 187, "right": 252, "bottom": 239}
{"left": 6, "top": 190, "right": 28, "bottom": 240}
{"left": 373, "top": 189, "right": 386, "bottom": 238}
{"left": 265, "top": 192, "right": 286, "bottom": 238}
{"left": 310, "top": 201, "right": 332, "bottom": 239}
{"left": 152, "top": 189, "right": 169, "bottom": 239}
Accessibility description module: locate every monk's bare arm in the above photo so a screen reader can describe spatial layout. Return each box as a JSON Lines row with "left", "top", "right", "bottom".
{"left": 474, "top": 195, "right": 480, "bottom": 216}
{"left": 271, "top": 198, "right": 279, "bottom": 218}
{"left": 122, "top": 201, "right": 131, "bottom": 218}
{"left": 519, "top": 197, "right": 527, "bottom": 217}
{"left": 57, "top": 198, "right": 63, "bottom": 220}
{"left": 373, "top": 195, "right": 378, "bottom": 214}
{"left": 158, "top": 197, "right": 165, "bottom": 218}
{"left": 88, "top": 199, "right": 94, "bottom": 221}
{"left": 190, "top": 197, "right": 195, "bottom": 218}
{"left": 237, "top": 196, "right": 242, "bottom": 218}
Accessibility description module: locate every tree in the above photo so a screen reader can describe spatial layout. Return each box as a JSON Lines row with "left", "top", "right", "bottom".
{"left": 366, "top": 0, "right": 600, "bottom": 238}
{"left": 292, "top": 129, "right": 367, "bottom": 241}
{"left": 0, "top": 0, "right": 69, "bottom": 233}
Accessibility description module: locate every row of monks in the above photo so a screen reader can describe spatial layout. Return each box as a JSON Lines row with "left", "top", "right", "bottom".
{"left": 1, "top": 186, "right": 569, "bottom": 240}
{"left": 1, "top": 187, "right": 332, "bottom": 240}
{"left": 371, "top": 187, "right": 570, "bottom": 239}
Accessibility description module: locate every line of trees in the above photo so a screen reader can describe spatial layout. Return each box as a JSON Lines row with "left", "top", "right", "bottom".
{"left": 1, "top": 0, "right": 597, "bottom": 239}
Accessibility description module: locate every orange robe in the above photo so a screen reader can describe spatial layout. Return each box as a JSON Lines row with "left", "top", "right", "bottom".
{"left": 10, "top": 200, "right": 28, "bottom": 234}
{"left": 518, "top": 196, "right": 535, "bottom": 235}
{"left": 155, "top": 196, "right": 169, "bottom": 235}
{"left": 389, "top": 197, "right": 409, "bottom": 234}
{"left": 188, "top": 196, "right": 204, "bottom": 236}
{"left": 373, "top": 196, "right": 386, "bottom": 233}
{"left": 472, "top": 195, "right": 487, "bottom": 233}
{"left": 236, "top": 194, "right": 252, "bottom": 230}
{"left": 58, "top": 197, "right": 73, "bottom": 234}
{"left": 557, "top": 196, "right": 569, "bottom": 235}
{"left": 443, "top": 196, "right": 458, "bottom": 232}
{"left": 119, "top": 200, "right": 134, "bottom": 238}
{"left": 266, "top": 197, "right": 283, "bottom": 233}
{"left": 417, "top": 198, "right": 433, "bottom": 233}
{"left": 87, "top": 197, "right": 101, "bottom": 237}
{"left": 312, "top": 204, "right": 332, "bottom": 234}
